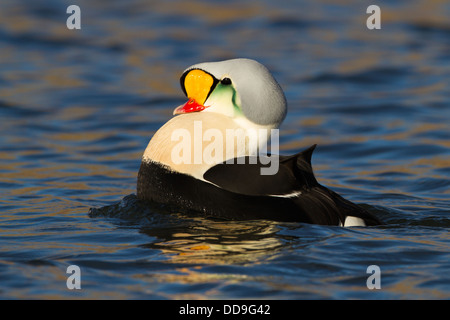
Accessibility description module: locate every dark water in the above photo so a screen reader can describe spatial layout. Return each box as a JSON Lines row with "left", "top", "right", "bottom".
{"left": 1, "top": 0, "right": 449, "bottom": 299}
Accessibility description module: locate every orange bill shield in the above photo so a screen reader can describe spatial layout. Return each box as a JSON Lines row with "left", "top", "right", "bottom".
{"left": 174, "top": 69, "right": 217, "bottom": 115}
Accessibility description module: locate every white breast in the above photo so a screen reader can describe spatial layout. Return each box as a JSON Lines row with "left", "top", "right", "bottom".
{"left": 143, "top": 113, "right": 274, "bottom": 180}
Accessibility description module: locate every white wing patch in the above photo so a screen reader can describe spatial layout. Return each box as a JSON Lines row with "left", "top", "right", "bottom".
{"left": 268, "top": 191, "right": 302, "bottom": 198}
{"left": 342, "top": 216, "right": 366, "bottom": 227}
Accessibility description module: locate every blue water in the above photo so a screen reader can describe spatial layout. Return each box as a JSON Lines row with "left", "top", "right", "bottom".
{"left": 1, "top": 0, "right": 449, "bottom": 299}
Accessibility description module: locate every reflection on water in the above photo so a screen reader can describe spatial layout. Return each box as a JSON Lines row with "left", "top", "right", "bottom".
{"left": 90, "top": 195, "right": 284, "bottom": 265}
{"left": 144, "top": 219, "right": 282, "bottom": 265}
{"left": 0, "top": 0, "right": 449, "bottom": 299}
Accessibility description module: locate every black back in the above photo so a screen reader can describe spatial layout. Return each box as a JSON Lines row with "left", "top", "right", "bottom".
{"left": 137, "top": 145, "right": 383, "bottom": 226}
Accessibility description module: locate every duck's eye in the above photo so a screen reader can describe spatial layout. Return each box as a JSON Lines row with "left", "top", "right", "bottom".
{"left": 221, "top": 77, "right": 232, "bottom": 85}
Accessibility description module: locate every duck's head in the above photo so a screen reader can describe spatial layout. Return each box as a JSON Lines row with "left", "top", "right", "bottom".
{"left": 174, "top": 58, "right": 287, "bottom": 128}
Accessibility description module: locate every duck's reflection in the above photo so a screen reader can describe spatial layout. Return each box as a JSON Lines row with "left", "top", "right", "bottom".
{"left": 90, "top": 194, "right": 294, "bottom": 265}
{"left": 140, "top": 217, "right": 284, "bottom": 265}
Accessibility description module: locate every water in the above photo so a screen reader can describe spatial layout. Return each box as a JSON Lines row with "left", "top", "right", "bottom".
{"left": 1, "top": 0, "right": 449, "bottom": 299}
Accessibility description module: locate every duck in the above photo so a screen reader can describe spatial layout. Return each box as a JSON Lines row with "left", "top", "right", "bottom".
{"left": 137, "top": 58, "right": 382, "bottom": 226}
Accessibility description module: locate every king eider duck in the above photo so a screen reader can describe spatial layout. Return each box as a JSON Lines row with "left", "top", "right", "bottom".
{"left": 137, "top": 58, "right": 382, "bottom": 227}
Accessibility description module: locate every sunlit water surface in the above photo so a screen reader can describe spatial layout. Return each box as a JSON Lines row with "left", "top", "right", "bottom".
{"left": 1, "top": 0, "right": 449, "bottom": 299}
